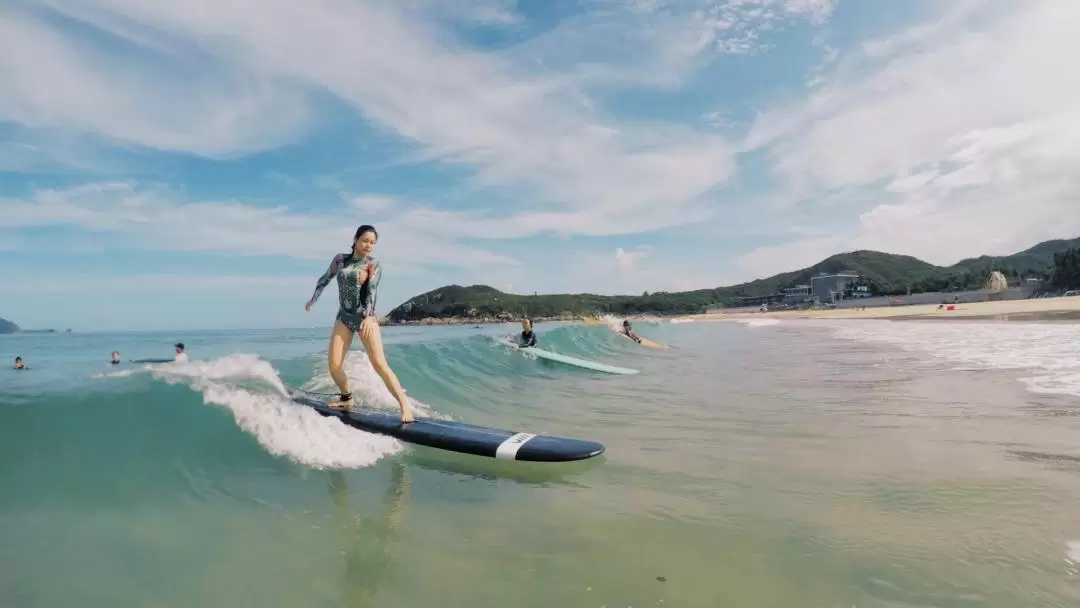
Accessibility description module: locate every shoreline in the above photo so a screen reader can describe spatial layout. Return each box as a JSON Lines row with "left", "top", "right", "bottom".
{"left": 688, "top": 296, "right": 1080, "bottom": 323}
{"left": 382, "top": 296, "right": 1080, "bottom": 327}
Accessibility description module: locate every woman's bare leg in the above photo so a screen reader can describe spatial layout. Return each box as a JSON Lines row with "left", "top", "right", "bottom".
{"left": 359, "top": 322, "right": 414, "bottom": 423}
{"left": 327, "top": 320, "right": 354, "bottom": 409}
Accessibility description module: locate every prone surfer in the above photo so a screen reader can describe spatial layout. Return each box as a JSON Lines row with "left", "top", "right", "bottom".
{"left": 306, "top": 224, "right": 414, "bottom": 423}
{"left": 621, "top": 320, "right": 642, "bottom": 343}
{"left": 517, "top": 318, "right": 538, "bottom": 347}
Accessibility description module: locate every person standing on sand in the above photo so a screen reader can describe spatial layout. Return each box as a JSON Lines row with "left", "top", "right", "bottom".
{"left": 305, "top": 225, "right": 414, "bottom": 424}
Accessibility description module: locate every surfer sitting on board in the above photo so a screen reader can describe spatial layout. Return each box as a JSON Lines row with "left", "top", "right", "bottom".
{"left": 306, "top": 224, "right": 414, "bottom": 423}
{"left": 621, "top": 320, "right": 642, "bottom": 343}
{"left": 517, "top": 318, "right": 538, "bottom": 347}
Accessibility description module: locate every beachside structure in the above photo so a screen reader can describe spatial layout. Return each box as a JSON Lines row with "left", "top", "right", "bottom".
{"left": 810, "top": 272, "right": 860, "bottom": 303}
{"left": 783, "top": 284, "right": 811, "bottom": 304}
{"left": 731, "top": 293, "right": 787, "bottom": 308}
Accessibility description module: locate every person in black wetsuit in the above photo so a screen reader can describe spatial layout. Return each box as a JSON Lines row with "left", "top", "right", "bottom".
{"left": 622, "top": 320, "right": 642, "bottom": 343}
{"left": 517, "top": 318, "right": 538, "bottom": 347}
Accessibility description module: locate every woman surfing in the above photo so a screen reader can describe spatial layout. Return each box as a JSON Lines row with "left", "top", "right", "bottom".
{"left": 305, "top": 225, "right": 414, "bottom": 423}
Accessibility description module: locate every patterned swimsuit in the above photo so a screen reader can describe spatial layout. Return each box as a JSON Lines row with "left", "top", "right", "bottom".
{"left": 310, "top": 253, "right": 382, "bottom": 333}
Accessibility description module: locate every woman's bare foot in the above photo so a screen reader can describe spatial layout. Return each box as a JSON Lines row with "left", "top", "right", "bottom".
{"left": 399, "top": 402, "right": 415, "bottom": 424}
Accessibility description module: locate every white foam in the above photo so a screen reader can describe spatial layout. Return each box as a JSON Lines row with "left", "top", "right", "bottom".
{"left": 137, "top": 353, "right": 406, "bottom": 469}
{"left": 91, "top": 368, "right": 138, "bottom": 379}
{"left": 600, "top": 314, "right": 623, "bottom": 333}
{"left": 1067, "top": 540, "right": 1080, "bottom": 566}
{"left": 830, "top": 320, "right": 1080, "bottom": 399}
{"left": 732, "top": 318, "right": 781, "bottom": 328}
{"left": 299, "top": 351, "right": 440, "bottom": 418}
{"left": 600, "top": 313, "right": 657, "bottom": 335}
{"left": 601, "top": 313, "right": 663, "bottom": 329}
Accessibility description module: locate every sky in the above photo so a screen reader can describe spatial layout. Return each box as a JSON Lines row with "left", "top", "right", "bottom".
{"left": 3, "top": 0, "right": 1080, "bottom": 331}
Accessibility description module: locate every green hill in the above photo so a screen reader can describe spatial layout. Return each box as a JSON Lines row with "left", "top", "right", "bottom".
{"left": 0, "top": 317, "right": 20, "bottom": 334}
{"left": 386, "top": 237, "right": 1076, "bottom": 322}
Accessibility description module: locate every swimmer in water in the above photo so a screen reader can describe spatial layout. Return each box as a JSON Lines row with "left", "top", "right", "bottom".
{"left": 621, "top": 320, "right": 642, "bottom": 343}
{"left": 111, "top": 351, "right": 121, "bottom": 365}
{"left": 173, "top": 343, "right": 188, "bottom": 363}
{"left": 305, "top": 224, "right": 414, "bottom": 423}
{"left": 14, "top": 356, "right": 25, "bottom": 369}
{"left": 517, "top": 318, "right": 537, "bottom": 347}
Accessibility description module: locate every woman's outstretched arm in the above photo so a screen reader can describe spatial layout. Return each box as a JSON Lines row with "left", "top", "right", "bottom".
{"left": 309, "top": 253, "right": 343, "bottom": 306}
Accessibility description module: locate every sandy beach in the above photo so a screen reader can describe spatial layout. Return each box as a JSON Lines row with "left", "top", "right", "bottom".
{"left": 690, "top": 295, "right": 1080, "bottom": 322}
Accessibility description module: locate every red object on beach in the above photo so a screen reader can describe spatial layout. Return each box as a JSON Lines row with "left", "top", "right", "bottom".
{"left": 946, "top": 305, "right": 955, "bottom": 311}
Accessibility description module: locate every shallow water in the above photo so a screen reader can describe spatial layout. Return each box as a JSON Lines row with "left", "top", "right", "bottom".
{"left": 2, "top": 317, "right": 1079, "bottom": 607}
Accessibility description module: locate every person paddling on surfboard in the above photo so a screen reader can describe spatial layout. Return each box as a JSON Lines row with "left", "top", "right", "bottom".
{"left": 305, "top": 224, "right": 415, "bottom": 424}
{"left": 621, "top": 320, "right": 642, "bottom": 344}
{"left": 517, "top": 318, "right": 538, "bottom": 347}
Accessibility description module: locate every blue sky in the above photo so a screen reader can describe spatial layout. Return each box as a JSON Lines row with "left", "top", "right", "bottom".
{"left": 3, "top": 0, "right": 1079, "bottom": 331}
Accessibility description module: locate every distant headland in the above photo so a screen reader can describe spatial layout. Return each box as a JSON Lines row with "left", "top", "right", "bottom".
{"left": 0, "top": 317, "right": 20, "bottom": 334}
{"left": 0, "top": 317, "right": 69, "bottom": 334}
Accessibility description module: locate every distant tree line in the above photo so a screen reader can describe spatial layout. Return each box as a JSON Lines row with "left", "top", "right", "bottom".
{"left": 1052, "top": 248, "right": 1080, "bottom": 289}
{"left": 386, "top": 239, "right": 1080, "bottom": 321}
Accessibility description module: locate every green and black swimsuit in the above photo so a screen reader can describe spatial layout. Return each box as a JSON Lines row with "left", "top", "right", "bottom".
{"left": 311, "top": 253, "right": 382, "bottom": 333}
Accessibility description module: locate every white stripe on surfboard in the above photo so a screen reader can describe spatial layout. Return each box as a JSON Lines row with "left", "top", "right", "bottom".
{"left": 495, "top": 432, "right": 537, "bottom": 460}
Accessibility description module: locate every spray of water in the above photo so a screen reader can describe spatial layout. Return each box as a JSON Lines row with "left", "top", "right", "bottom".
{"left": 108, "top": 353, "right": 414, "bottom": 469}
{"left": 296, "top": 350, "right": 441, "bottom": 418}
{"left": 731, "top": 318, "right": 781, "bottom": 328}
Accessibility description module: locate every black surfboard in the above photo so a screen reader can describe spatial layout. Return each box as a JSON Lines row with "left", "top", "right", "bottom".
{"left": 288, "top": 389, "right": 605, "bottom": 462}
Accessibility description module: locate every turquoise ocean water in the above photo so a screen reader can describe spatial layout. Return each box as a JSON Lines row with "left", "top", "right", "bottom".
{"left": 3, "top": 317, "right": 1080, "bottom": 607}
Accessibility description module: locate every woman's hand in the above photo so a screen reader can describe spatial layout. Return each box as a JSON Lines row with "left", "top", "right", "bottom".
{"left": 361, "top": 315, "right": 376, "bottom": 340}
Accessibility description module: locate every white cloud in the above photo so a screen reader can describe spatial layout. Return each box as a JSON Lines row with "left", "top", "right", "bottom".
{"left": 471, "top": 253, "right": 729, "bottom": 299}
{"left": 0, "top": 182, "right": 516, "bottom": 270}
{"left": 395, "top": 0, "right": 522, "bottom": 26}
{"left": 614, "top": 246, "right": 653, "bottom": 272}
{"left": 0, "top": 0, "right": 753, "bottom": 237}
{"left": 736, "top": 0, "right": 1080, "bottom": 277}
{"left": 347, "top": 195, "right": 396, "bottom": 215}
{"left": 513, "top": 0, "right": 836, "bottom": 91}
{"left": 2, "top": 273, "right": 313, "bottom": 294}
{"left": 706, "top": 0, "right": 839, "bottom": 55}
{"left": 0, "top": 4, "right": 312, "bottom": 158}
